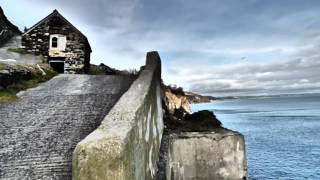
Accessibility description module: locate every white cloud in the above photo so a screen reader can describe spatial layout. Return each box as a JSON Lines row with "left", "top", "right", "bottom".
{"left": 3, "top": 0, "right": 320, "bottom": 96}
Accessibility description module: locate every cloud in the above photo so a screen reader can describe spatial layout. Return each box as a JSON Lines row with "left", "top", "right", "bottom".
{"left": 3, "top": 0, "right": 320, "bottom": 96}
{"left": 175, "top": 37, "right": 320, "bottom": 96}
{"left": 27, "top": 0, "right": 140, "bottom": 29}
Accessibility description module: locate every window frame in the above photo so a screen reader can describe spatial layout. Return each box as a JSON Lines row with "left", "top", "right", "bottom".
{"left": 49, "top": 34, "right": 66, "bottom": 51}
{"left": 51, "top": 37, "right": 58, "bottom": 48}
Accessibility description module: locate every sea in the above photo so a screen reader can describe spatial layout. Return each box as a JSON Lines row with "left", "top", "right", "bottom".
{"left": 192, "top": 94, "right": 320, "bottom": 180}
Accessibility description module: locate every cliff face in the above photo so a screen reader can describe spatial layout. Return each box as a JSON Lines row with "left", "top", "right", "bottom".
{"left": 162, "top": 85, "right": 217, "bottom": 118}
{"left": 163, "top": 87, "right": 192, "bottom": 116}
{"left": 0, "top": 6, "right": 21, "bottom": 46}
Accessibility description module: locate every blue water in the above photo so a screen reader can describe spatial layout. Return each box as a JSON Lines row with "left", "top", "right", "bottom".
{"left": 192, "top": 94, "right": 320, "bottom": 180}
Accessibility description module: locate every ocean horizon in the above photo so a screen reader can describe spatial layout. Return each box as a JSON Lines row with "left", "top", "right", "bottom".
{"left": 192, "top": 93, "right": 320, "bottom": 180}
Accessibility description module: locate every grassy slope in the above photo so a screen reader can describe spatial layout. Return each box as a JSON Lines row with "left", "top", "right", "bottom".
{"left": 7, "top": 48, "right": 28, "bottom": 54}
{"left": 0, "top": 63, "right": 57, "bottom": 103}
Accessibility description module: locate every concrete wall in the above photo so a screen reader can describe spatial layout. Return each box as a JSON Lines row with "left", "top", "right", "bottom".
{"left": 72, "top": 51, "right": 163, "bottom": 180}
{"left": 167, "top": 130, "right": 247, "bottom": 180}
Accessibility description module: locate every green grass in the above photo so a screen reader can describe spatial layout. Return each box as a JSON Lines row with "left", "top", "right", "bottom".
{"left": 0, "top": 91, "right": 18, "bottom": 103}
{"left": 0, "top": 64, "right": 58, "bottom": 103}
{"left": 0, "top": 63, "right": 6, "bottom": 70}
{"left": 0, "top": 81, "right": 38, "bottom": 103}
{"left": 88, "top": 66, "right": 106, "bottom": 75}
{"left": 7, "top": 48, "right": 28, "bottom": 54}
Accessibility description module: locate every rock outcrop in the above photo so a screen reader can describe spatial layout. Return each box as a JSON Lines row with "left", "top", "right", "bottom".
{"left": 162, "top": 85, "right": 217, "bottom": 119}
{"left": 162, "top": 85, "right": 192, "bottom": 116}
{"left": 0, "top": 6, "right": 21, "bottom": 46}
{"left": 0, "top": 64, "right": 31, "bottom": 89}
{"left": 0, "top": 63, "right": 56, "bottom": 90}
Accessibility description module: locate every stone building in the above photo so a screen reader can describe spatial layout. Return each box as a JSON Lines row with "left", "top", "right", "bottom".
{"left": 22, "top": 10, "right": 91, "bottom": 73}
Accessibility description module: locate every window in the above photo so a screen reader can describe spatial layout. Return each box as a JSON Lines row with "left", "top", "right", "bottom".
{"left": 51, "top": 37, "right": 58, "bottom": 48}
{"left": 49, "top": 35, "right": 66, "bottom": 51}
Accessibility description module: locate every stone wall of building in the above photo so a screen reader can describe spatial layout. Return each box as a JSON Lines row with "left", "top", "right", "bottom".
{"left": 22, "top": 23, "right": 50, "bottom": 56}
{"left": 22, "top": 14, "right": 90, "bottom": 73}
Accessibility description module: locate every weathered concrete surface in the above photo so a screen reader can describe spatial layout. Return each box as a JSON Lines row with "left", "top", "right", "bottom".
{"left": 72, "top": 52, "right": 163, "bottom": 180}
{"left": 167, "top": 130, "right": 247, "bottom": 180}
{"left": 0, "top": 74, "right": 134, "bottom": 179}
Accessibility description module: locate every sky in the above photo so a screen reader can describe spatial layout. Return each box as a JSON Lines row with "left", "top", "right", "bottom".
{"left": 1, "top": 0, "right": 320, "bottom": 97}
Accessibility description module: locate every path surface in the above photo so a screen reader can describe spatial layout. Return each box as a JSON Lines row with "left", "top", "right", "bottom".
{"left": 0, "top": 74, "right": 135, "bottom": 179}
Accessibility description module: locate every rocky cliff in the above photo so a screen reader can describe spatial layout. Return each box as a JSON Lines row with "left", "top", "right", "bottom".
{"left": 161, "top": 85, "right": 222, "bottom": 131}
{"left": 0, "top": 6, "right": 21, "bottom": 46}
{"left": 162, "top": 86, "right": 192, "bottom": 116}
{"left": 162, "top": 85, "right": 216, "bottom": 118}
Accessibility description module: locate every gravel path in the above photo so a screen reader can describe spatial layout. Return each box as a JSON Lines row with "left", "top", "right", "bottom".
{"left": 0, "top": 74, "right": 134, "bottom": 179}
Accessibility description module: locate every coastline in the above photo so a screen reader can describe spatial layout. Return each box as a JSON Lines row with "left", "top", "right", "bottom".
{"left": 191, "top": 94, "right": 320, "bottom": 179}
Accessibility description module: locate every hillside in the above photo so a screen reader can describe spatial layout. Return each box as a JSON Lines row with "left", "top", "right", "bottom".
{"left": 185, "top": 91, "right": 216, "bottom": 103}
{"left": 0, "top": 6, "right": 21, "bottom": 46}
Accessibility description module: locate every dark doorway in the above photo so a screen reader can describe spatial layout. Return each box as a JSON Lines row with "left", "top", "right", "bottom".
{"left": 49, "top": 61, "right": 65, "bottom": 73}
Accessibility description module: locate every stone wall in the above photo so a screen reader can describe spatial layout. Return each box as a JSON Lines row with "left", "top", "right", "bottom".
{"left": 22, "top": 12, "right": 90, "bottom": 73}
{"left": 22, "top": 22, "right": 49, "bottom": 57}
{"left": 166, "top": 130, "right": 247, "bottom": 180}
{"left": 72, "top": 51, "right": 164, "bottom": 180}
{"left": 0, "top": 66, "right": 31, "bottom": 89}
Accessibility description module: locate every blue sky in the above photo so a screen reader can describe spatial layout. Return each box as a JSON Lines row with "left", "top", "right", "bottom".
{"left": 1, "top": 0, "right": 320, "bottom": 96}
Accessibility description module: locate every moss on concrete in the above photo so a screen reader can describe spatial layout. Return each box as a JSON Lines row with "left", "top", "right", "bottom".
{"left": 72, "top": 131, "right": 124, "bottom": 180}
